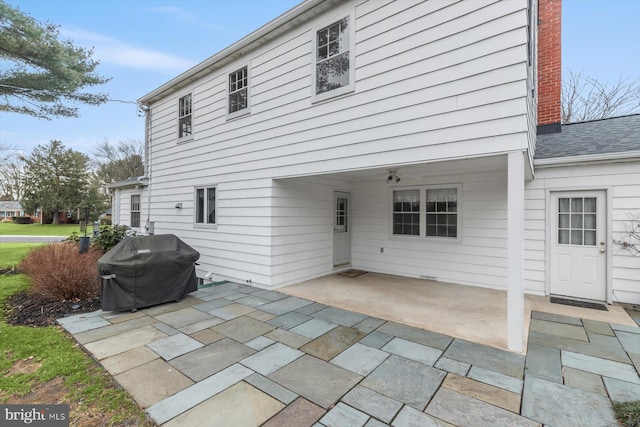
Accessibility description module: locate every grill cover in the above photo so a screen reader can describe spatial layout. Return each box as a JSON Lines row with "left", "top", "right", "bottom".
{"left": 97, "top": 234, "right": 200, "bottom": 311}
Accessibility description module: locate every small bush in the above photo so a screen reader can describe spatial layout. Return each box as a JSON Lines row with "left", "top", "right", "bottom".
{"left": 615, "top": 401, "right": 640, "bottom": 427}
{"left": 92, "top": 224, "right": 134, "bottom": 253}
{"left": 12, "top": 216, "right": 32, "bottom": 224}
{"left": 20, "top": 242, "right": 103, "bottom": 301}
{"left": 1, "top": 217, "right": 14, "bottom": 223}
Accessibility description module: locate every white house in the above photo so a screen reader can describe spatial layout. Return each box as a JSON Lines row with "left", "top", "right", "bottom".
{"left": 114, "top": 0, "right": 640, "bottom": 352}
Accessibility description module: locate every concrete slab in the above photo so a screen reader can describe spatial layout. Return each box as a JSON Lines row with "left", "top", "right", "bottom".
{"left": 525, "top": 343, "right": 562, "bottom": 383}
{"left": 261, "top": 397, "right": 325, "bottom": 427}
{"left": 245, "top": 373, "right": 298, "bottom": 405}
{"left": 434, "top": 357, "right": 470, "bottom": 377}
{"left": 381, "top": 337, "right": 442, "bottom": 366}
{"left": 83, "top": 325, "right": 168, "bottom": 360}
{"left": 377, "top": 322, "right": 452, "bottom": 351}
{"left": 240, "top": 342, "right": 304, "bottom": 376}
{"left": 212, "top": 315, "right": 276, "bottom": 343}
{"left": 342, "top": 386, "right": 402, "bottom": 424}
{"left": 163, "top": 381, "right": 284, "bottom": 427}
{"left": 114, "top": 358, "right": 194, "bottom": 408}
{"left": 563, "top": 366, "right": 607, "bottom": 396}
{"left": 359, "top": 331, "right": 394, "bottom": 349}
{"left": 562, "top": 351, "right": 640, "bottom": 384}
{"left": 361, "top": 355, "right": 445, "bottom": 410}
{"left": 146, "top": 363, "right": 253, "bottom": 425}
{"left": 529, "top": 319, "right": 588, "bottom": 341}
{"left": 443, "top": 339, "right": 525, "bottom": 379}
{"left": 100, "top": 345, "right": 160, "bottom": 376}
{"left": 208, "top": 303, "right": 255, "bottom": 320}
{"left": 268, "top": 311, "right": 312, "bottom": 330}
{"left": 268, "top": 355, "right": 362, "bottom": 409}
{"left": 265, "top": 328, "right": 312, "bottom": 348}
{"left": 319, "top": 402, "right": 369, "bottom": 427}
{"left": 529, "top": 330, "right": 630, "bottom": 363}
{"left": 467, "top": 366, "right": 523, "bottom": 394}
{"left": 146, "top": 333, "right": 204, "bottom": 361}
{"left": 427, "top": 388, "right": 539, "bottom": 427}
{"left": 313, "top": 306, "right": 368, "bottom": 327}
{"left": 169, "top": 337, "right": 256, "bottom": 382}
{"left": 603, "top": 376, "right": 640, "bottom": 404}
{"left": 521, "top": 375, "right": 616, "bottom": 427}
{"left": 391, "top": 405, "right": 442, "bottom": 427}
{"left": 260, "top": 296, "right": 314, "bottom": 315}
{"left": 290, "top": 318, "right": 338, "bottom": 339}
{"left": 442, "top": 373, "right": 520, "bottom": 413}
{"left": 330, "top": 342, "right": 389, "bottom": 376}
{"left": 300, "top": 326, "right": 366, "bottom": 361}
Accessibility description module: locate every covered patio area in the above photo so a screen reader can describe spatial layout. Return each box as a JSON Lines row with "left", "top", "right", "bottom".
{"left": 280, "top": 272, "right": 636, "bottom": 351}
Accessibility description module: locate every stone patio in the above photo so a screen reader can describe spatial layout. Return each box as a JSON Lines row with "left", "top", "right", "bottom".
{"left": 58, "top": 282, "right": 640, "bottom": 426}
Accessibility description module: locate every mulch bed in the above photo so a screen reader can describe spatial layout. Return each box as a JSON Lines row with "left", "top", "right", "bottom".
{"left": 4, "top": 291, "right": 101, "bottom": 327}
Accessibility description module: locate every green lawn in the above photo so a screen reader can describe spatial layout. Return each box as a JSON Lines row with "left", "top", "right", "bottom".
{"left": 0, "top": 243, "right": 42, "bottom": 269}
{"left": 0, "top": 222, "right": 80, "bottom": 236}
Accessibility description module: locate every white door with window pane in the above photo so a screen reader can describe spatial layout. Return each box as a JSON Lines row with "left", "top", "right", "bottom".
{"left": 550, "top": 191, "right": 606, "bottom": 301}
{"left": 333, "top": 192, "right": 350, "bottom": 266}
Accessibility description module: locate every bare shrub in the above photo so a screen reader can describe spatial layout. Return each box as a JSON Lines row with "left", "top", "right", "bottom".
{"left": 20, "top": 242, "right": 103, "bottom": 301}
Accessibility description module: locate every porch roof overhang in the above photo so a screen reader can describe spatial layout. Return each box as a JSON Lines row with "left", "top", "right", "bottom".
{"left": 106, "top": 176, "right": 149, "bottom": 190}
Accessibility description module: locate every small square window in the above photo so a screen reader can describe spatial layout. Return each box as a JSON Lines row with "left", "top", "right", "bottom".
{"left": 195, "top": 186, "right": 216, "bottom": 226}
{"left": 178, "top": 93, "right": 192, "bottom": 139}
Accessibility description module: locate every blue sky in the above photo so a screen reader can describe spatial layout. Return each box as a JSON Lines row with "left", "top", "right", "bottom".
{"left": 1, "top": 0, "right": 639, "bottom": 156}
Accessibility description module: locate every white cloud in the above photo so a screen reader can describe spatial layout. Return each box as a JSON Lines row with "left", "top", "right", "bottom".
{"left": 60, "top": 28, "right": 197, "bottom": 73}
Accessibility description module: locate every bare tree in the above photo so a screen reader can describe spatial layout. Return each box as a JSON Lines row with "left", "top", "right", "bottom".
{"left": 562, "top": 71, "right": 640, "bottom": 124}
{"left": 0, "top": 155, "right": 26, "bottom": 201}
{"left": 93, "top": 139, "right": 144, "bottom": 184}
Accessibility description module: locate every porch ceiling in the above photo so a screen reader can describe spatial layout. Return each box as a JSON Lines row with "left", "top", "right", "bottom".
{"left": 280, "top": 272, "right": 635, "bottom": 352}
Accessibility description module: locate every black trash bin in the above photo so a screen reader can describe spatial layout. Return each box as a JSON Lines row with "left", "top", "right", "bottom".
{"left": 97, "top": 234, "right": 200, "bottom": 311}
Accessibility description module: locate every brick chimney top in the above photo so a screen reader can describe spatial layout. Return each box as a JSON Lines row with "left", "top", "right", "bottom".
{"left": 537, "top": 0, "right": 562, "bottom": 135}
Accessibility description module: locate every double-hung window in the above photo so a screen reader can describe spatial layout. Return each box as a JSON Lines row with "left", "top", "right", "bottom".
{"left": 313, "top": 14, "right": 355, "bottom": 101}
{"left": 131, "top": 195, "right": 140, "bottom": 228}
{"left": 228, "top": 66, "right": 249, "bottom": 118}
{"left": 392, "top": 185, "right": 461, "bottom": 240}
{"left": 195, "top": 186, "right": 216, "bottom": 226}
{"left": 178, "top": 93, "right": 192, "bottom": 139}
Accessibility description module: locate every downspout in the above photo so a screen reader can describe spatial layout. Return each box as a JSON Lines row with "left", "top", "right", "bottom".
{"left": 140, "top": 103, "right": 153, "bottom": 234}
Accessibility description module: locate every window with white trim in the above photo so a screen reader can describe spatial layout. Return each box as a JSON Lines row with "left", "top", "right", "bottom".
{"left": 195, "top": 186, "right": 216, "bottom": 225}
{"left": 131, "top": 195, "right": 140, "bottom": 228}
{"left": 178, "top": 93, "right": 192, "bottom": 139}
{"left": 313, "top": 14, "right": 354, "bottom": 100}
{"left": 228, "top": 66, "right": 249, "bottom": 117}
{"left": 392, "top": 186, "right": 461, "bottom": 240}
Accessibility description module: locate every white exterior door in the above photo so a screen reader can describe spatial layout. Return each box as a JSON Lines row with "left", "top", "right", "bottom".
{"left": 550, "top": 191, "right": 607, "bottom": 301}
{"left": 333, "top": 192, "right": 351, "bottom": 266}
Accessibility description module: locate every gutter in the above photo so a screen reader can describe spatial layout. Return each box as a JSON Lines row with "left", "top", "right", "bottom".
{"left": 534, "top": 150, "right": 640, "bottom": 168}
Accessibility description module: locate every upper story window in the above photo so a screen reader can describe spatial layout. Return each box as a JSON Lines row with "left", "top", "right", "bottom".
{"left": 131, "top": 194, "right": 141, "bottom": 228}
{"left": 195, "top": 186, "right": 216, "bottom": 226}
{"left": 313, "top": 14, "right": 355, "bottom": 102}
{"left": 228, "top": 66, "right": 249, "bottom": 118}
{"left": 178, "top": 93, "right": 192, "bottom": 139}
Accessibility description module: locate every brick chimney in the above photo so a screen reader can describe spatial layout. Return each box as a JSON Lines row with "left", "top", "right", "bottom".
{"left": 537, "top": 0, "right": 562, "bottom": 134}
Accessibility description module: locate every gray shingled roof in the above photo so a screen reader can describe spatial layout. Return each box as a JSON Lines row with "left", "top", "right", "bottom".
{"left": 536, "top": 114, "right": 640, "bottom": 159}
{"left": 0, "top": 201, "right": 22, "bottom": 211}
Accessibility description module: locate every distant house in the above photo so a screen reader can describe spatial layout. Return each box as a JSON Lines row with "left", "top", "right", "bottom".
{"left": 110, "top": 0, "right": 640, "bottom": 351}
{"left": 0, "top": 201, "right": 24, "bottom": 219}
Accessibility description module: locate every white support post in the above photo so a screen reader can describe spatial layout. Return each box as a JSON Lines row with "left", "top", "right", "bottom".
{"left": 507, "top": 151, "right": 525, "bottom": 352}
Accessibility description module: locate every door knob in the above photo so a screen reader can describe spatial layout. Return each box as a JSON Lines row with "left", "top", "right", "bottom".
{"left": 599, "top": 242, "right": 606, "bottom": 253}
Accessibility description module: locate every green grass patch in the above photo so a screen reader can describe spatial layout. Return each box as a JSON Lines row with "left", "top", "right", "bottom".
{"left": 615, "top": 401, "right": 640, "bottom": 427}
{"left": 0, "top": 243, "right": 42, "bottom": 269}
{"left": 0, "top": 222, "right": 81, "bottom": 236}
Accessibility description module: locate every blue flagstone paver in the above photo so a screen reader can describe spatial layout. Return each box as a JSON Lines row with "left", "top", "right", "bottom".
{"left": 267, "top": 311, "right": 312, "bottom": 330}
{"left": 207, "top": 303, "right": 255, "bottom": 320}
{"left": 240, "top": 342, "right": 304, "bottom": 375}
{"left": 392, "top": 405, "right": 443, "bottom": 427}
{"left": 153, "top": 322, "right": 180, "bottom": 336}
{"left": 381, "top": 337, "right": 442, "bottom": 366}
{"left": 245, "top": 373, "right": 298, "bottom": 405}
{"left": 562, "top": 351, "right": 640, "bottom": 384}
{"left": 313, "top": 306, "right": 368, "bottom": 327}
{"left": 330, "top": 342, "right": 389, "bottom": 376}
{"left": 377, "top": 321, "right": 452, "bottom": 350}
{"left": 192, "top": 298, "right": 233, "bottom": 312}
{"left": 245, "top": 336, "right": 276, "bottom": 351}
{"left": 563, "top": 367, "right": 607, "bottom": 396}
{"left": 295, "top": 302, "right": 328, "bottom": 315}
{"left": 260, "top": 296, "right": 314, "bottom": 315}
{"left": 251, "top": 289, "right": 289, "bottom": 301}
{"left": 443, "top": 339, "right": 525, "bottom": 378}
{"left": 467, "top": 366, "right": 524, "bottom": 394}
{"left": 524, "top": 343, "right": 562, "bottom": 383}
{"left": 616, "top": 330, "right": 640, "bottom": 354}
{"left": 353, "top": 316, "right": 386, "bottom": 334}
{"left": 197, "top": 290, "right": 240, "bottom": 302}
{"left": 521, "top": 375, "right": 616, "bottom": 427}
{"left": 341, "top": 386, "right": 402, "bottom": 424}
{"left": 146, "top": 363, "right": 253, "bottom": 425}
{"left": 155, "top": 307, "right": 213, "bottom": 329}
{"left": 361, "top": 355, "right": 446, "bottom": 410}
{"left": 57, "top": 311, "right": 111, "bottom": 334}
{"left": 366, "top": 419, "right": 391, "bottom": 427}
{"left": 232, "top": 295, "right": 272, "bottom": 307}
{"left": 428, "top": 388, "right": 540, "bottom": 427}
{"left": 531, "top": 310, "right": 583, "bottom": 326}
{"left": 529, "top": 318, "right": 588, "bottom": 341}
{"left": 211, "top": 315, "right": 276, "bottom": 343}
{"left": 146, "top": 333, "right": 204, "bottom": 361}
{"left": 583, "top": 318, "right": 615, "bottom": 336}
{"left": 528, "top": 330, "right": 630, "bottom": 363}
{"left": 178, "top": 316, "right": 225, "bottom": 334}
{"left": 290, "top": 318, "right": 338, "bottom": 339}
{"left": 359, "top": 330, "right": 394, "bottom": 349}
{"left": 611, "top": 323, "right": 640, "bottom": 334}
{"left": 319, "top": 402, "right": 370, "bottom": 427}
{"left": 588, "top": 332, "right": 625, "bottom": 349}
{"left": 434, "top": 357, "right": 471, "bottom": 376}
{"left": 603, "top": 377, "right": 640, "bottom": 404}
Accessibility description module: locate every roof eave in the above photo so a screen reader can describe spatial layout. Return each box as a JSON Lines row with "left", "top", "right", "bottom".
{"left": 534, "top": 150, "right": 640, "bottom": 168}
